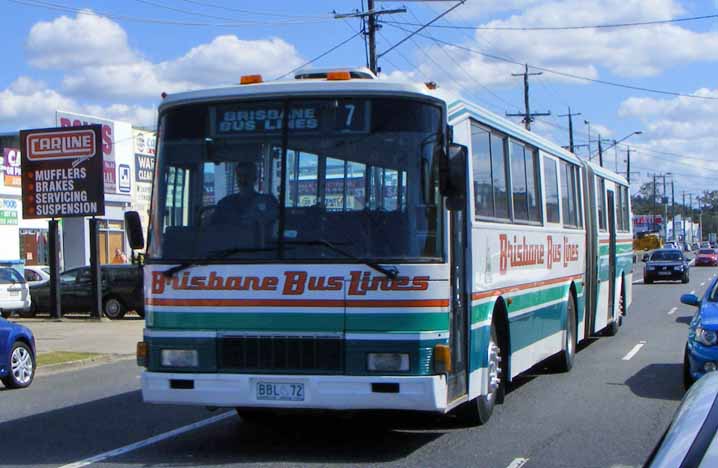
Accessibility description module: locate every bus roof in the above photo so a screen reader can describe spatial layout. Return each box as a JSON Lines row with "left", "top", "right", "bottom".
{"left": 582, "top": 157, "right": 629, "bottom": 187}
{"left": 158, "top": 77, "right": 446, "bottom": 112}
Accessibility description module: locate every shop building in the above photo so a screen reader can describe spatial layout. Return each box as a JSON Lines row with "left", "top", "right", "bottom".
{"left": 0, "top": 112, "right": 157, "bottom": 269}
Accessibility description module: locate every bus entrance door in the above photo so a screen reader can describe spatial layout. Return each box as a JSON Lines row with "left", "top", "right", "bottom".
{"left": 607, "top": 191, "right": 617, "bottom": 323}
{"left": 448, "top": 208, "right": 468, "bottom": 403}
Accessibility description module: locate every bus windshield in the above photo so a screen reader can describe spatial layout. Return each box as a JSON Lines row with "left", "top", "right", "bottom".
{"left": 148, "top": 97, "right": 445, "bottom": 263}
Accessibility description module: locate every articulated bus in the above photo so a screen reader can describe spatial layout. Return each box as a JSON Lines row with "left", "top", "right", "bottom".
{"left": 129, "top": 67, "right": 632, "bottom": 424}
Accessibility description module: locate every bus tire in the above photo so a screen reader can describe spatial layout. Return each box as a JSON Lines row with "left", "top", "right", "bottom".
{"left": 235, "top": 408, "right": 281, "bottom": 425}
{"left": 555, "top": 293, "right": 577, "bottom": 372}
{"left": 455, "top": 319, "right": 504, "bottom": 426}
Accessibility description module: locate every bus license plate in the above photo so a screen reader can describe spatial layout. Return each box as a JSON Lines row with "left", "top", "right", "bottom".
{"left": 8, "top": 290, "right": 19, "bottom": 296}
{"left": 256, "top": 382, "right": 304, "bottom": 401}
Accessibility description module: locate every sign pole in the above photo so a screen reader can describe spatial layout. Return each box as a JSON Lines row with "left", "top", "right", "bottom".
{"left": 48, "top": 217, "right": 61, "bottom": 320}
{"left": 89, "top": 216, "right": 102, "bottom": 320}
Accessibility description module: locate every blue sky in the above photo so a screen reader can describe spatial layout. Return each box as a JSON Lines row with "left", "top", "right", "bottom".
{"left": 2, "top": 0, "right": 718, "bottom": 197}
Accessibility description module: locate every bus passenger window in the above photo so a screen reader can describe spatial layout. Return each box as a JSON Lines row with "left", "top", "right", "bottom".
{"left": 471, "top": 125, "right": 493, "bottom": 217}
{"left": 346, "top": 162, "right": 366, "bottom": 210}
{"left": 597, "top": 177, "right": 606, "bottom": 231}
{"left": 543, "top": 157, "right": 560, "bottom": 223}
{"left": 510, "top": 141, "right": 528, "bottom": 221}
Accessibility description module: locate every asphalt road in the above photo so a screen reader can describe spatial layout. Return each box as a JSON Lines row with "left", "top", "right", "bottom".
{"left": 1, "top": 264, "right": 715, "bottom": 468}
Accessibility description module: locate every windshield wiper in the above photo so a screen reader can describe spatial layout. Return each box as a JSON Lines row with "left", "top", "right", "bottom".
{"left": 162, "top": 247, "right": 277, "bottom": 278}
{"left": 279, "top": 239, "right": 399, "bottom": 279}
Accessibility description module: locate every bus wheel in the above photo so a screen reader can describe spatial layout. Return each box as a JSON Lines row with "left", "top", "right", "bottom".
{"left": 456, "top": 320, "right": 504, "bottom": 426}
{"left": 555, "top": 294, "right": 576, "bottom": 372}
{"left": 235, "top": 408, "right": 280, "bottom": 425}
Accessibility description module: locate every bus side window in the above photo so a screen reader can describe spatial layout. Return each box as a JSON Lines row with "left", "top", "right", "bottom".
{"left": 543, "top": 156, "right": 560, "bottom": 223}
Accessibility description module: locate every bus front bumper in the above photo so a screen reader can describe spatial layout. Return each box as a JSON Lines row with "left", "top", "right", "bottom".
{"left": 142, "top": 372, "right": 449, "bottom": 413}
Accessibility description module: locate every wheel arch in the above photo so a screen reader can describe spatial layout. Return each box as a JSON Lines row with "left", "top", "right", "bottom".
{"left": 488, "top": 296, "right": 511, "bottom": 382}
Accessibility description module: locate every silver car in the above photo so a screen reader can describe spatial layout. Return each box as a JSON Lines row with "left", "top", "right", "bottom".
{"left": 645, "top": 371, "right": 718, "bottom": 467}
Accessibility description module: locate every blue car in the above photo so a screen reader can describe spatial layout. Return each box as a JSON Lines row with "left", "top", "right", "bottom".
{"left": 0, "top": 316, "right": 36, "bottom": 388}
{"left": 681, "top": 282, "right": 718, "bottom": 389}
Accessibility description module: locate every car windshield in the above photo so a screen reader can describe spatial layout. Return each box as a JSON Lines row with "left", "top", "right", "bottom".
{"left": 699, "top": 249, "right": 714, "bottom": 254}
{"left": 148, "top": 97, "right": 445, "bottom": 263}
{"left": 651, "top": 250, "right": 683, "bottom": 261}
{"left": 0, "top": 268, "right": 24, "bottom": 284}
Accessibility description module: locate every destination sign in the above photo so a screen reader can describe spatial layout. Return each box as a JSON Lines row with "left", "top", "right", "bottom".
{"left": 212, "top": 100, "right": 369, "bottom": 137}
{"left": 20, "top": 125, "right": 105, "bottom": 219}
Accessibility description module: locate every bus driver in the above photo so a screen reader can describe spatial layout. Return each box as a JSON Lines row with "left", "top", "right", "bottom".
{"left": 210, "top": 161, "right": 279, "bottom": 229}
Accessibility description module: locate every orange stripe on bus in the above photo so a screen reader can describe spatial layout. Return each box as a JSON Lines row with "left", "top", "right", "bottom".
{"left": 471, "top": 274, "right": 583, "bottom": 301}
{"left": 145, "top": 298, "right": 448, "bottom": 308}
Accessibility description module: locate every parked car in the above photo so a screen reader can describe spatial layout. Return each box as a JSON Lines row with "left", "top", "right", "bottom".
{"left": 702, "top": 242, "right": 711, "bottom": 249}
{"left": 664, "top": 242, "right": 678, "bottom": 250}
{"left": 644, "top": 249, "right": 690, "bottom": 284}
{"left": 711, "top": 241, "right": 718, "bottom": 249}
{"left": 23, "top": 265, "right": 50, "bottom": 287}
{"left": 29, "top": 264, "right": 143, "bottom": 319}
{"left": 644, "top": 370, "right": 718, "bottom": 467}
{"left": 0, "top": 314, "right": 35, "bottom": 389}
{"left": 681, "top": 283, "right": 718, "bottom": 389}
{"left": 0, "top": 267, "right": 32, "bottom": 319}
{"left": 692, "top": 242, "right": 700, "bottom": 251}
{"left": 695, "top": 249, "right": 718, "bottom": 267}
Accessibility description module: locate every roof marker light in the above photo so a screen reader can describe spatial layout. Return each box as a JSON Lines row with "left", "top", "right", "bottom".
{"left": 240, "top": 74, "right": 263, "bottom": 85}
{"left": 326, "top": 70, "right": 351, "bottom": 81}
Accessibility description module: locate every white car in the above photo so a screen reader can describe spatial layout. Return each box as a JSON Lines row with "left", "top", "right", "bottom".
{"left": 23, "top": 265, "right": 50, "bottom": 287}
{"left": 0, "top": 267, "right": 31, "bottom": 319}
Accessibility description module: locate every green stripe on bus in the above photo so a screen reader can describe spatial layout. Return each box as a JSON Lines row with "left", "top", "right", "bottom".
{"left": 346, "top": 313, "right": 449, "bottom": 332}
{"left": 471, "top": 283, "right": 569, "bottom": 323}
{"left": 151, "top": 312, "right": 344, "bottom": 331}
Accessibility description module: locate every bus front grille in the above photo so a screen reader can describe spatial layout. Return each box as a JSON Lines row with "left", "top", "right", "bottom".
{"left": 218, "top": 336, "right": 344, "bottom": 374}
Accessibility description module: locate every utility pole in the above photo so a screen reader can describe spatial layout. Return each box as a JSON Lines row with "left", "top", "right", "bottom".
{"left": 662, "top": 175, "right": 667, "bottom": 241}
{"left": 671, "top": 179, "right": 675, "bottom": 241}
{"left": 558, "top": 107, "right": 581, "bottom": 153}
{"left": 683, "top": 191, "right": 687, "bottom": 243}
{"left": 506, "top": 64, "right": 550, "bottom": 131}
{"left": 333, "top": 2, "right": 406, "bottom": 75}
{"left": 690, "top": 193, "right": 694, "bottom": 242}
{"left": 598, "top": 135, "right": 604, "bottom": 167}
{"left": 626, "top": 146, "right": 631, "bottom": 184}
{"left": 652, "top": 174, "right": 657, "bottom": 232}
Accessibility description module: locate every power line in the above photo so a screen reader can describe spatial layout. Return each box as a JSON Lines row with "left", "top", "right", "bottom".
{"left": 384, "top": 25, "right": 718, "bottom": 101}
{"left": 175, "top": 0, "right": 330, "bottom": 19}
{"left": 383, "top": 13, "right": 718, "bottom": 31}
{"left": 6, "top": 0, "right": 333, "bottom": 26}
{"left": 273, "top": 30, "right": 363, "bottom": 80}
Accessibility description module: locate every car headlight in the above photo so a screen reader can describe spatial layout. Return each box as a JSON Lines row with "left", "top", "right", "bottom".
{"left": 674, "top": 265, "right": 684, "bottom": 271}
{"left": 696, "top": 327, "right": 718, "bottom": 346}
{"left": 161, "top": 349, "right": 198, "bottom": 367}
{"left": 367, "top": 353, "right": 410, "bottom": 372}
{"left": 647, "top": 266, "right": 655, "bottom": 271}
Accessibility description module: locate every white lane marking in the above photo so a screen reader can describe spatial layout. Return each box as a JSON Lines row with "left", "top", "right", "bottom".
{"left": 690, "top": 290, "right": 696, "bottom": 295}
{"left": 622, "top": 341, "right": 647, "bottom": 361}
{"left": 701, "top": 282, "right": 706, "bottom": 287}
{"left": 506, "top": 458, "right": 529, "bottom": 468}
{"left": 58, "top": 411, "right": 234, "bottom": 468}
{"left": 668, "top": 307, "right": 677, "bottom": 315}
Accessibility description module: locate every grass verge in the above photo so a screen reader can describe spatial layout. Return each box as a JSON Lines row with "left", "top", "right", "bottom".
{"left": 37, "top": 351, "right": 101, "bottom": 367}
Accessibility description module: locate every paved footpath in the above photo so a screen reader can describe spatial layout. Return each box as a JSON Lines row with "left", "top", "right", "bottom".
{"left": 10, "top": 315, "right": 143, "bottom": 355}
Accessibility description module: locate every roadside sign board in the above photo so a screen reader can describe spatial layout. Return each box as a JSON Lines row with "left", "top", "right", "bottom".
{"left": 20, "top": 125, "right": 105, "bottom": 219}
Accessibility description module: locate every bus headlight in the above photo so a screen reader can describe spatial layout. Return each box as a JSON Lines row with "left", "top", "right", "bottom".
{"left": 161, "top": 349, "right": 199, "bottom": 367}
{"left": 696, "top": 327, "right": 718, "bottom": 346}
{"left": 367, "top": 353, "right": 410, "bottom": 372}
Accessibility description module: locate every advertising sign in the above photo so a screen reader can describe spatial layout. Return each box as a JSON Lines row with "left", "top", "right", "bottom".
{"left": 20, "top": 125, "right": 105, "bottom": 219}
{"left": 57, "top": 111, "right": 116, "bottom": 194}
{"left": 118, "top": 164, "right": 131, "bottom": 193}
{"left": 2, "top": 148, "right": 21, "bottom": 187}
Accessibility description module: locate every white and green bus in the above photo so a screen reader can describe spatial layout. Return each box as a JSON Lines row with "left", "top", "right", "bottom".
{"left": 128, "top": 67, "right": 632, "bottom": 424}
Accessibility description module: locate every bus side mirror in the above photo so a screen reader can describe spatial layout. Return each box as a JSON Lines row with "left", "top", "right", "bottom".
{"left": 440, "top": 143, "right": 467, "bottom": 210}
{"left": 124, "top": 211, "right": 145, "bottom": 250}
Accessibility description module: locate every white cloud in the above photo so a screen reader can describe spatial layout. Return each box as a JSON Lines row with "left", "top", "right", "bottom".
{"left": 60, "top": 34, "right": 304, "bottom": 100}
{"left": 0, "top": 77, "right": 154, "bottom": 130}
{"left": 26, "top": 10, "right": 137, "bottom": 69}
